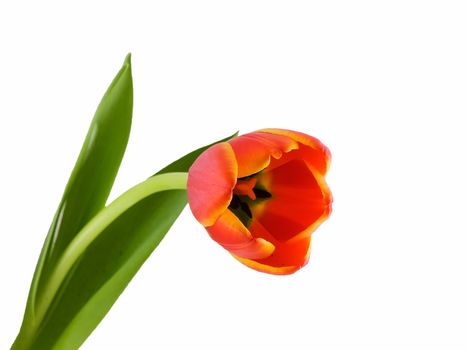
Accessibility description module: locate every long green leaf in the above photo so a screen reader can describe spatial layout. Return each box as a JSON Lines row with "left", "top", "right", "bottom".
{"left": 15, "top": 55, "right": 133, "bottom": 342}
{"left": 12, "top": 132, "right": 236, "bottom": 350}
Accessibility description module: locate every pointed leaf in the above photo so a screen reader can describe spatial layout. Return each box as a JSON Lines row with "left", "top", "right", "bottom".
{"left": 20, "top": 54, "right": 133, "bottom": 330}
{"left": 12, "top": 133, "right": 236, "bottom": 350}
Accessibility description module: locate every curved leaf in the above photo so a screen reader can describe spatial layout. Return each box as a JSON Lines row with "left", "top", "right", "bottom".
{"left": 12, "top": 132, "right": 236, "bottom": 350}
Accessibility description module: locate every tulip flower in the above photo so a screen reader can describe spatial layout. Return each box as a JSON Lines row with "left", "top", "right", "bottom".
{"left": 11, "top": 53, "right": 336, "bottom": 350}
{"left": 187, "top": 128, "right": 332, "bottom": 275}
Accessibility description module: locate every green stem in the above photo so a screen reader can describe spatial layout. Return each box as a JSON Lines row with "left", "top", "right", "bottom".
{"left": 33, "top": 172, "right": 188, "bottom": 329}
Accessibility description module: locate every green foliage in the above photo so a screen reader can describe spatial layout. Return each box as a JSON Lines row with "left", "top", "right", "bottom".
{"left": 24, "top": 54, "right": 134, "bottom": 325}
{"left": 12, "top": 54, "right": 236, "bottom": 349}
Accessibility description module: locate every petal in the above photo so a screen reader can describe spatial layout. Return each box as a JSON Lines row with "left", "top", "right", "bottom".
{"left": 258, "top": 128, "right": 331, "bottom": 175}
{"left": 252, "top": 159, "right": 332, "bottom": 242}
{"left": 187, "top": 142, "right": 238, "bottom": 226}
{"left": 228, "top": 132, "right": 299, "bottom": 177}
{"left": 207, "top": 210, "right": 275, "bottom": 260}
{"left": 232, "top": 221, "right": 312, "bottom": 275}
{"left": 288, "top": 168, "right": 333, "bottom": 243}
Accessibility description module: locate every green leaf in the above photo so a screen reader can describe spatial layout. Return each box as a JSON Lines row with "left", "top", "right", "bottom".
{"left": 154, "top": 131, "right": 238, "bottom": 175}
{"left": 14, "top": 55, "right": 133, "bottom": 343}
{"left": 12, "top": 132, "right": 237, "bottom": 350}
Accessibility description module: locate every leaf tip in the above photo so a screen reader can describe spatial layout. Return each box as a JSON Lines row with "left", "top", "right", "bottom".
{"left": 124, "top": 53, "right": 132, "bottom": 68}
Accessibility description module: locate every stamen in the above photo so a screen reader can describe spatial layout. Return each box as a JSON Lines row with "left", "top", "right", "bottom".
{"left": 228, "top": 177, "right": 272, "bottom": 226}
{"left": 229, "top": 195, "right": 240, "bottom": 209}
{"left": 253, "top": 188, "right": 272, "bottom": 199}
{"left": 240, "top": 202, "right": 252, "bottom": 218}
{"left": 228, "top": 195, "right": 252, "bottom": 226}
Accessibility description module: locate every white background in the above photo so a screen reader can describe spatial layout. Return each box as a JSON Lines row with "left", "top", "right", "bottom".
{"left": 1, "top": 1, "right": 466, "bottom": 349}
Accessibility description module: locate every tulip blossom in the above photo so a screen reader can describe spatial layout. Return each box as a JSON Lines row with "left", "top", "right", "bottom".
{"left": 12, "top": 53, "right": 336, "bottom": 349}
{"left": 187, "top": 129, "right": 332, "bottom": 274}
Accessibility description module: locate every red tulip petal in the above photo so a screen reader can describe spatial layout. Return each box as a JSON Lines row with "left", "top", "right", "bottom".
{"left": 252, "top": 159, "right": 332, "bottom": 242}
{"left": 258, "top": 128, "right": 331, "bottom": 175}
{"left": 229, "top": 218, "right": 311, "bottom": 275}
{"left": 232, "top": 219, "right": 312, "bottom": 275}
{"left": 229, "top": 132, "right": 299, "bottom": 178}
{"left": 207, "top": 210, "right": 275, "bottom": 259}
{"left": 288, "top": 169, "right": 332, "bottom": 243}
{"left": 187, "top": 142, "right": 238, "bottom": 226}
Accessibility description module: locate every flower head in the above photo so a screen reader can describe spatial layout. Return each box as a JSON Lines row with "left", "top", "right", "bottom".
{"left": 187, "top": 129, "right": 332, "bottom": 275}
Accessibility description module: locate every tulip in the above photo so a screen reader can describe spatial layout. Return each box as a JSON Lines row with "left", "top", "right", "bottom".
{"left": 187, "top": 129, "right": 332, "bottom": 275}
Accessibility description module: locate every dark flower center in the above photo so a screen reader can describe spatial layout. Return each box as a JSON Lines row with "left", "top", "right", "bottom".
{"left": 228, "top": 176, "right": 271, "bottom": 226}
